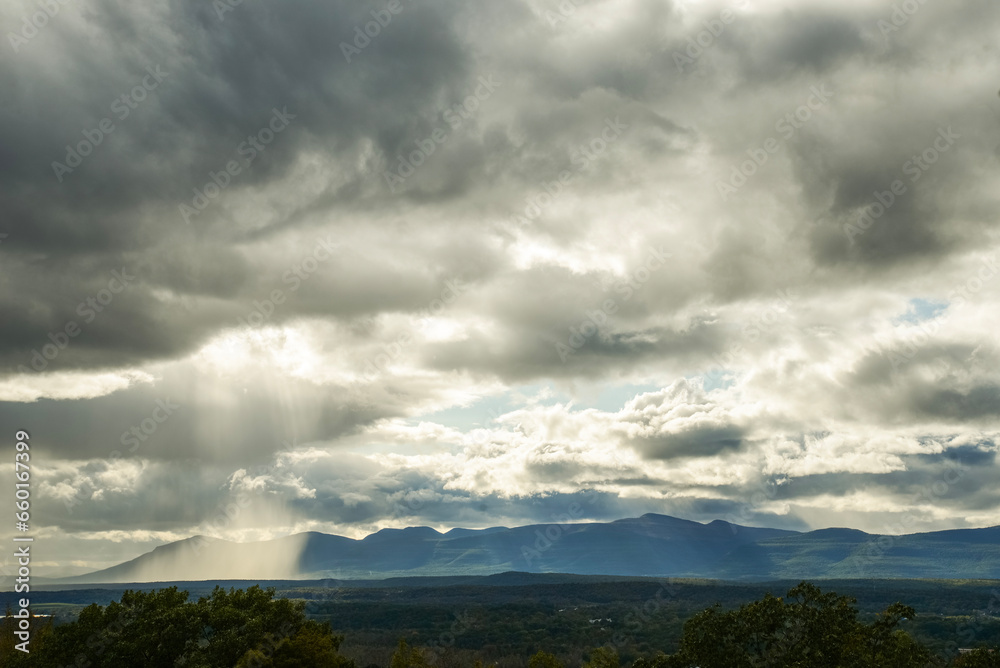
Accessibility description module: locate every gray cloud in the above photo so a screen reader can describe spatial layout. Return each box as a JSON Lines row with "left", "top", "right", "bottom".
{"left": 2, "top": 0, "right": 999, "bottom": 575}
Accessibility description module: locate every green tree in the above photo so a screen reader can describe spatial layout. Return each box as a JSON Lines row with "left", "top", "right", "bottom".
{"left": 390, "top": 638, "right": 431, "bottom": 668}
{"left": 584, "top": 647, "right": 619, "bottom": 668}
{"left": 1, "top": 604, "right": 53, "bottom": 668}
{"left": 188, "top": 585, "right": 307, "bottom": 667}
{"left": 32, "top": 588, "right": 198, "bottom": 667}
{"left": 630, "top": 653, "right": 689, "bottom": 668}
{"left": 271, "top": 621, "right": 354, "bottom": 668}
{"left": 843, "top": 601, "right": 933, "bottom": 668}
{"left": 23, "top": 585, "right": 353, "bottom": 668}
{"left": 659, "top": 581, "right": 934, "bottom": 668}
{"left": 528, "top": 650, "right": 565, "bottom": 668}
{"left": 953, "top": 648, "right": 1000, "bottom": 667}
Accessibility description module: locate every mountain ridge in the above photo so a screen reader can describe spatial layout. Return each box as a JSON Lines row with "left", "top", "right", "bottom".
{"left": 52, "top": 515, "right": 1000, "bottom": 585}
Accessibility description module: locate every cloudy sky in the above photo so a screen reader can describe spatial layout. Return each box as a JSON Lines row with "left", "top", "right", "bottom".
{"left": 1, "top": 0, "right": 999, "bottom": 577}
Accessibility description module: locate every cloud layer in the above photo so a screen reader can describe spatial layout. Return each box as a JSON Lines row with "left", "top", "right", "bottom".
{"left": 1, "top": 0, "right": 999, "bottom": 575}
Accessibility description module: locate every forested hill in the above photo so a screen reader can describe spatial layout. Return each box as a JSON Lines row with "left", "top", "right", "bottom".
{"left": 50, "top": 514, "right": 1000, "bottom": 584}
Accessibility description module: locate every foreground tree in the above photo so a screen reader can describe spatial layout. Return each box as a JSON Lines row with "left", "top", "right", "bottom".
{"left": 390, "top": 638, "right": 431, "bottom": 668}
{"left": 584, "top": 647, "right": 619, "bottom": 668}
{"left": 0, "top": 605, "right": 53, "bottom": 667}
{"left": 529, "top": 650, "right": 565, "bottom": 668}
{"left": 635, "top": 582, "right": 935, "bottom": 668}
{"left": 954, "top": 648, "right": 1000, "bottom": 667}
{"left": 19, "top": 585, "right": 354, "bottom": 668}
{"left": 237, "top": 620, "right": 353, "bottom": 667}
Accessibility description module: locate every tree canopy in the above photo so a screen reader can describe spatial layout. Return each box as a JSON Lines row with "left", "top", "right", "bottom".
{"left": 3, "top": 581, "right": 998, "bottom": 667}
{"left": 633, "top": 582, "right": 935, "bottom": 667}
{"left": 1, "top": 585, "right": 354, "bottom": 668}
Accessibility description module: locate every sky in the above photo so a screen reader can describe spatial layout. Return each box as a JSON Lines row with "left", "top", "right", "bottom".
{"left": 1, "top": 0, "right": 999, "bottom": 578}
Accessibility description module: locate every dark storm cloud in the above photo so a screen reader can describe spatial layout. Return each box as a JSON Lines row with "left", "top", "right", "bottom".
{"left": 774, "top": 9, "right": 997, "bottom": 272}
{"left": 720, "top": 9, "right": 870, "bottom": 83}
{"left": 687, "top": 2, "right": 999, "bottom": 275}
{"left": 2, "top": 0, "right": 472, "bottom": 248}
{"left": 917, "top": 444, "right": 996, "bottom": 468}
{"left": 422, "top": 318, "right": 725, "bottom": 382}
{"left": 0, "top": 0, "right": 700, "bottom": 377}
{"left": 0, "top": 373, "right": 389, "bottom": 464}
{"left": 799, "top": 126, "right": 964, "bottom": 268}
{"left": 729, "top": 443, "right": 997, "bottom": 514}
{"left": 628, "top": 424, "right": 745, "bottom": 460}
{"left": 835, "top": 342, "right": 1000, "bottom": 426}
{"left": 286, "top": 472, "right": 667, "bottom": 534}
{"left": 271, "top": 453, "right": 628, "bottom": 529}
{"left": 909, "top": 384, "right": 1000, "bottom": 422}
{"left": 0, "top": 235, "right": 498, "bottom": 373}
{"left": 2, "top": 0, "right": 1000, "bottom": 572}
{"left": 417, "top": 255, "right": 728, "bottom": 382}
{"left": 0, "top": 0, "right": 483, "bottom": 372}
{"left": 37, "top": 461, "right": 234, "bottom": 533}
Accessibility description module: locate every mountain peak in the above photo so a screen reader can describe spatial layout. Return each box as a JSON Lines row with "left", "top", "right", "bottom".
{"left": 60, "top": 516, "right": 1000, "bottom": 584}
{"left": 364, "top": 526, "right": 442, "bottom": 541}
{"left": 807, "top": 527, "right": 871, "bottom": 539}
{"left": 631, "top": 512, "right": 696, "bottom": 524}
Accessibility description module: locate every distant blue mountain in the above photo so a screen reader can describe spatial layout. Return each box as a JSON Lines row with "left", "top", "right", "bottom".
{"left": 56, "top": 514, "right": 1000, "bottom": 584}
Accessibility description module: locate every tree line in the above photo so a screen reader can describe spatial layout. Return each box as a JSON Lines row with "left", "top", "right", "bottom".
{"left": 2, "top": 582, "right": 999, "bottom": 667}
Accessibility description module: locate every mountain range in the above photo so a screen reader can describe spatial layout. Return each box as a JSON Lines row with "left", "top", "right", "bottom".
{"left": 55, "top": 514, "right": 1000, "bottom": 584}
